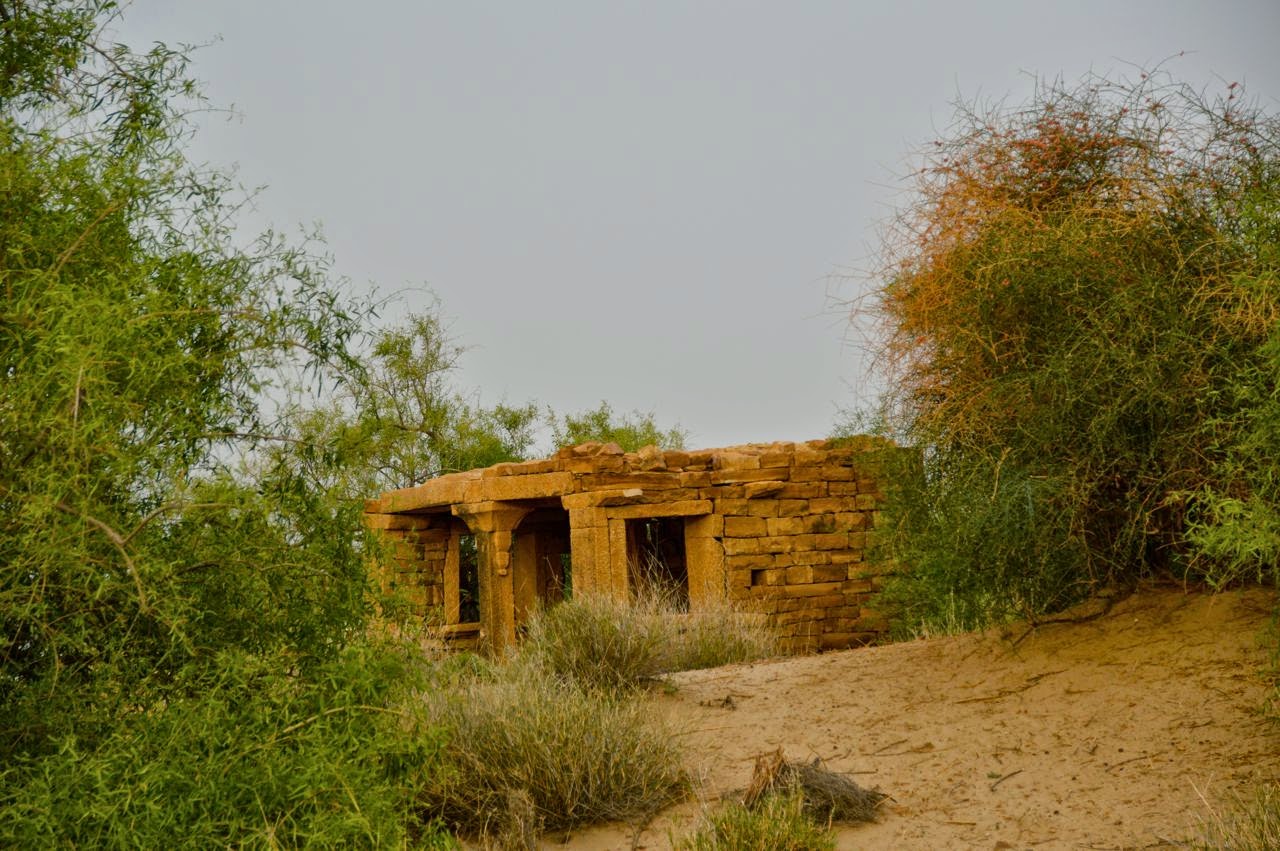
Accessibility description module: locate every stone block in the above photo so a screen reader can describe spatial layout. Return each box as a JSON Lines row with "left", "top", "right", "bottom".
{"left": 820, "top": 632, "right": 859, "bottom": 651}
{"left": 603, "top": 499, "right": 712, "bottom": 520}
{"left": 744, "top": 480, "right": 787, "bottom": 499}
{"left": 585, "top": 471, "right": 681, "bottom": 490}
{"left": 855, "top": 494, "right": 879, "bottom": 510}
{"left": 766, "top": 516, "right": 807, "bottom": 536}
{"left": 384, "top": 473, "right": 478, "bottom": 511}
{"left": 792, "top": 448, "right": 828, "bottom": 466}
{"left": 679, "top": 471, "right": 712, "bottom": 487}
{"left": 778, "top": 482, "right": 826, "bottom": 499}
{"left": 777, "top": 499, "right": 809, "bottom": 517}
{"left": 784, "top": 565, "right": 848, "bottom": 584}
{"left": 759, "top": 451, "right": 793, "bottom": 468}
{"left": 713, "top": 452, "right": 761, "bottom": 471}
{"left": 778, "top": 581, "right": 843, "bottom": 598}
{"left": 724, "top": 516, "right": 768, "bottom": 537}
{"left": 752, "top": 568, "right": 786, "bottom": 587}
{"left": 662, "top": 450, "right": 691, "bottom": 469}
{"left": 726, "top": 553, "right": 774, "bottom": 570}
{"left": 711, "top": 467, "right": 790, "bottom": 485}
{"left": 775, "top": 608, "right": 821, "bottom": 626}
{"left": 815, "top": 532, "right": 850, "bottom": 550}
{"left": 363, "top": 512, "right": 433, "bottom": 531}
{"left": 723, "top": 537, "right": 760, "bottom": 556}
{"left": 828, "top": 482, "right": 858, "bottom": 496}
{"left": 686, "top": 513, "right": 723, "bottom": 537}
{"left": 834, "top": 511, "right": 866, "bottom": 529}
{"left": 745, "top": 499, "right": 780, "bottom": 517}
{"left": 759, "top": 535, "right": 799, "bottom": 554}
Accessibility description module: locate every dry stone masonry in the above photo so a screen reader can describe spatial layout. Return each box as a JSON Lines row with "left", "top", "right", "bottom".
{"left": 363, "top": 438, "right": 903, "bottom": 653}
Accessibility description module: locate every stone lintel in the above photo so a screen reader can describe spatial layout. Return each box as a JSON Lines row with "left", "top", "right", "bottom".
{"left": 602, "top": 499, "right": 713, "bottom": 520}
{"left": 381, "top": 471, "right": 480, "bottom": 512}
{"left": 561, "top": 488, "right": 644, "bottom": 510}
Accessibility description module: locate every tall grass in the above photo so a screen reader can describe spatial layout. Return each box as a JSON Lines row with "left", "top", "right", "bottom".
{"left": 678, "top": 792, "right": 836, "bottom": 851}
{"left": 418, "top": 661, "right": 687, "bottom": 843}
{"left": 519, "top": 592, "right": 775, "bottom": 692}
{"left": 1191, "top": 783, "right": 1280, "bottom": 850}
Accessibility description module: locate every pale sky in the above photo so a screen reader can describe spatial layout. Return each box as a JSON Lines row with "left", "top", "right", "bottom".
{"left": 117, "top": 1, "right": 1280, "bottom": 449}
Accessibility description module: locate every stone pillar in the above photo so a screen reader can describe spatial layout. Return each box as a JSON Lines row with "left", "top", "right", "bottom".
{"left": 685, "top": 513, "right": 726, "bottom": 609}
{"left": 451, "top": 501, "right": 532, "bottom": 653}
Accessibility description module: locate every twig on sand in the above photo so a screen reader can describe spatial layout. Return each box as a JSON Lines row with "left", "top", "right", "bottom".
{"left": 954, "top": 670, "right": 1065, "bottom": 704}
{"left": 1105, "top": 751, "right": 1162, "bottom": 773}
{"left": 988, "top": 768, "right": 1024, "bottom": 791}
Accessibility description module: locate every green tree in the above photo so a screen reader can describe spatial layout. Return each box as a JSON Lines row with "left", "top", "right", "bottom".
{"left": 861, "top": 71, "right": 1280, "bottom": 633}
{"left": 0, "top": 2, "right": 448, "bottom": 843}
{"left": 551, "top": 400, "right": 687, "bottom": 452}
{"left": 282, "top": 307, "right": 540, "bottom": 499}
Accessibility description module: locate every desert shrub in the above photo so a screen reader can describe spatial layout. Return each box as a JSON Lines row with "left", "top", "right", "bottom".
{"left": 1191, "top": 783, "right": 1280, "bottom": 851}
{"left": 0, "top": 642, "right": 454, "bottom": 849}
{"left": 678, "top": 792, "right": 836, "bottom": 851}
{"left": 520, "top": 593, "right": 670, "bottom": 690}
{"left": 519, "top": 593, "right": 775, "bottom": 692}
{"left": 666, "top": 602, "right": 778, "bottom": 672}
{"left": 418, "top": 661, "right": 687, "bottom": 841}
{"left": 858, "top": 70, "right": 1280, "bottom": 633}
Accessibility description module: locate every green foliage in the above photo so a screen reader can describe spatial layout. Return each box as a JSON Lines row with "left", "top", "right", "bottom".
{"left": 0, "top": 3, "right": 454, "bottom": 845}
{"left": 284, "top": 308, "right": 541, "bottom": 498}
{"left": 0, "top": 0, "right": 377, "bottom": 744}
{"left": 862, "top": 70, "right": 1280, "bottom": 632}
{"left": 419, "top": 660, "right": 687, "bottom": 840}
{"left": 551, "top": 400, "right": 687, "bottom": 452}
{"left": 0, "top": 642, "right": 454, "bottom": 849}
{"left": 678, "top": 792, "right": 836, "bottom": 851}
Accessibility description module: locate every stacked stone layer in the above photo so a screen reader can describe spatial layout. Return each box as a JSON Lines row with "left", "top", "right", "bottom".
{"left": 365, "top": 437, "right": 902, "bottom": 652}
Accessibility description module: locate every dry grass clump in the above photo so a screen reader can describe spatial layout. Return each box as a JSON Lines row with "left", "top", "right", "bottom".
{"left": 520, "top": 592, "right": 775, "bottom": 692}
{"left": 667, "top": 600, "right": 777, "bottom": 673}
{"left": 417, "top": 661, "right": 687, "bottom": 845}
{"left": 677, "top": 791, "right": 836, "bottom": 851}
{"left": 1191, "top": 783, "right": 1280, "bottom": 850}
{"left": 743, "top": 748, "right": 887, "bottom": 825}
{"left": 520, "top": 594, "right": 669, "bottom": 691}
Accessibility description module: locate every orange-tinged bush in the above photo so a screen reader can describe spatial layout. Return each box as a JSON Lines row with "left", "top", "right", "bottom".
{"left": 860, "top": 71, "right": 1280, "bottom": 632}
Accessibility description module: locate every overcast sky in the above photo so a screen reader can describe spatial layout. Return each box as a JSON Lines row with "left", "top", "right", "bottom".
{"left": 115, "top": 1, "right": 1280, "bottom": 449}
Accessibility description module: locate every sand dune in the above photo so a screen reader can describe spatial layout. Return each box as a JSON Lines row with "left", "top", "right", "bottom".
{"left": 557, "top": 585, "right": 1279, "bottom": 850}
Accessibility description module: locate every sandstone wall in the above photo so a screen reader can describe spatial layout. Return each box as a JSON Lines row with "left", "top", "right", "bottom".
{"left": 364, "top": 437, "right": 903, "bottom": 652}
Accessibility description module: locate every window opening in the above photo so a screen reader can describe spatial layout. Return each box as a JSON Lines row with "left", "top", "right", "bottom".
{"left": 458, "top": 533, "right": 480, "bottom": 624}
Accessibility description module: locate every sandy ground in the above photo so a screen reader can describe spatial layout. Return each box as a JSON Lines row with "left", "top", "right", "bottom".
{"left": 553, "top": 585, "right": 1280, "bottom": 850}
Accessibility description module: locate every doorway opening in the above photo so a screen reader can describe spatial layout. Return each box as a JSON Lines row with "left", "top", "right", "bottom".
{"left": 626, "top": 516, "right": 689, "bottom": 611}
{"left": 513, "top": 507, "right": 572, "bottom": 627}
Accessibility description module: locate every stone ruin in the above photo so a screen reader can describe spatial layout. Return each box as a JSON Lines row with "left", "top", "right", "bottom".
{"left": 363, "top": 438, "right": 902, "bottom": 653}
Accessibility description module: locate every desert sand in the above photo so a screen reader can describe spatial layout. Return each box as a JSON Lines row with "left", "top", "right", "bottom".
{"left": 556, "top": 585, "right": 1280, "bottom": 850}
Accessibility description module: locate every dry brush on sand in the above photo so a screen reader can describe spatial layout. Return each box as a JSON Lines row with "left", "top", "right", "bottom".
{"left": 556, "top": 586, "right": 1279, "bottom": 850}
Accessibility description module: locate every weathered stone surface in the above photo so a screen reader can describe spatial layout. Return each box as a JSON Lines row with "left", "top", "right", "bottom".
{"left": 744, "top": 479, "right": 787, "bottom": 499}
{"left": 364, "top": 438, "right": 910, "bottom": 651}
{"left": 724, "top": 516, "right": 768, "bottom": 537}
{"left": 634, "top": 444, "right": 667, "bottom": 471}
